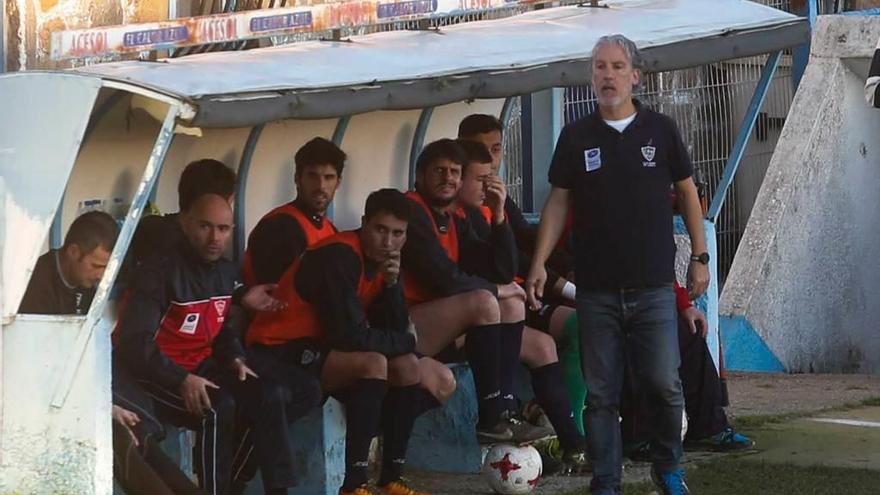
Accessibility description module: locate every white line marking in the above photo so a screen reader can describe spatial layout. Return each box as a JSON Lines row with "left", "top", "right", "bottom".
{"left": 809, "top": 418, "right": 880, "bottom": 428}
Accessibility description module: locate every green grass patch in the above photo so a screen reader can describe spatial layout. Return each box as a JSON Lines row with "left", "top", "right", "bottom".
{"left": 731, "top": 396, "right": 880, "bottom": 430}
{"left": 565, "top": 458, "right": 880, "bottom": 495}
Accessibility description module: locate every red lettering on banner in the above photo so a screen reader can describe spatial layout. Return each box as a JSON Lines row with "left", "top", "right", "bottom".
{"left": 198, "top": 18, "right": 237, "bottom": 43}
{"left": 329, "top": 2, "right": 370, "bottom": 26}
{"left": 459, "top": 0, "right": 492, "bottom": 9}
{"left": 71, "top": 31, "right": 108, "bottom": 56}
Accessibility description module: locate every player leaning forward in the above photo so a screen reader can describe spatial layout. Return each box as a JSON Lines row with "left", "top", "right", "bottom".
{"left": 526, "top": 34, "right": 710, "bottom": 495}
{"left": 246, "top": 189, "right": 455, "bottom": 495}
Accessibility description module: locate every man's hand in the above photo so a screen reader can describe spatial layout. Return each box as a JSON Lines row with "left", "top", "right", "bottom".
{"left": 686, "top": 261, "right": 709, "bottom": 300}
{"left": 497, "top": 282, "right": 526, "bottom": 302}
{"left": 680, "top": 306, "right": 708, "bottom": 338}
{"left": 112, "top": 405, "right": 141, "bottom": 447}
{"left": 242, "top": 284, "right": 287, "bottom": 312}
{"left": 484, "top": 175, "right": 507, "bottom": 225}
{"left": 525, "top": 264, "right": 548, "bottom": 311}
{"left": 380, "top": 251, "right": 402, "bottom": 287}
{"left": 231, "top": 358, "right": 259, "bottom": 382}
{"left": 179, "top": 374, "right": 219, "bottom": 416}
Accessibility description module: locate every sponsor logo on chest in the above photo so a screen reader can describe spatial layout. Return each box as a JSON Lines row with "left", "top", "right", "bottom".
{"left": 584, "top": 147, "right": 602, "bottom": 172}
{"left": 179, "top": 313, "right": 200, "bottom": 334}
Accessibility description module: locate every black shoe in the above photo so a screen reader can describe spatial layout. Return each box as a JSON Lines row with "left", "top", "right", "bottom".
{"left": 476, "top": 421, "right": 513, "bottom": 443}
{"left": 504, "top": 414, "right": 555, "bottom": 444}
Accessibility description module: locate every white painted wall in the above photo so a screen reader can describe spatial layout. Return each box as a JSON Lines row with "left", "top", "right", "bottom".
{"left": 721, "top": 16, "right": 880, "bottom": 374}
{"left": 0, "top": 316, "right": 113, "bottom": 494}
{"left": 334, "top": 110, "right": 420, "bottom": 229}
{"left": 422, "top": 99, "right": 505, "bottom": 147}
{"left": 61, "top": 99, "right": 158, "bottom": 235}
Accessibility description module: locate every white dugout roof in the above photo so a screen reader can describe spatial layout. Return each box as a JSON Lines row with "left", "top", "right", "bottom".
{"left": 71, "top": 0, "right": 808, "bottom": 127}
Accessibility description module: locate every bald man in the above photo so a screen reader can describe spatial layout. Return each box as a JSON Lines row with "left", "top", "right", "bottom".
{"left": 116, "top": 193, "right": 319, "bottom": 495}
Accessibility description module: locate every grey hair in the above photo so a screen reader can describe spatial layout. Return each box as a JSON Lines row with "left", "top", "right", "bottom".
{"left": 591, "top": 34, "right": 643, "bottom": 70}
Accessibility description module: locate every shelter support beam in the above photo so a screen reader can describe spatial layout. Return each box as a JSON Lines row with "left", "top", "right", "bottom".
{"left": 50, "top": 104, "right": 180, "bottom": 409}
{"left": 707, "top": 51, "right": 781, "bottom": 223}
{"left": 328, "top": 116, "right": 350, "bottom": 222}
{"left": 234, "top": 124, "right": 265, "bottom": 262}
{"left": 528, "top": 88, "right": 563, "bottom": 212}
{"left": 409, "top": 107, "right": 434, "bottom": 189}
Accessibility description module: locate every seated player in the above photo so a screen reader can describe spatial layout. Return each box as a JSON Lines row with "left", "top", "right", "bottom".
{"left": 457, "top": 113, "right": 577, "bottom": 300}
{"left": 125, "top": 158, "right": 281, "bottom": 313}
{"left": 116, "top": 192, "right": 318, "bottom": 495}
{"left": 19, "top": 210, "right": 117, "bottom": 315}
{"left": 242, "top": 137, "right": 343, "bottom": 286}
{"left": 458, "top": 115, "right": 584, "bottom": 437}
{"left": 401, "top": 139, "right": 549, "bottom": 444}
{"left": 454, "top": 139, "right": 588, "bottom": 474}
{"left": 233, "top": 138, "right": 345, "bottom": 491}
{"left": 246, "top": 189, "right": 455, "bottom": 495}
{"left": 126, "top": 159, "right": 236, "bottom": 273}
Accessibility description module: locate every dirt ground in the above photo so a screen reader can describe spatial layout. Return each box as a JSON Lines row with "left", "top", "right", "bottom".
{"left": 724, "top": 372, "right": 880, "bottom": 418}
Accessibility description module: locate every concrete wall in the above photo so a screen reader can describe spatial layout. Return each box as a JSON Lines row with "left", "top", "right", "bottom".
{"left": 720, "top": 15, "right": 880, "bottom": 374}
{"left": 0, "top": 316, "right": 114, "bottom": 494}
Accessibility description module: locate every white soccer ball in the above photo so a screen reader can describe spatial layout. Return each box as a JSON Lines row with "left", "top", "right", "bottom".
{"left": 481, "top": 444, "right": 543, "bottom": 494}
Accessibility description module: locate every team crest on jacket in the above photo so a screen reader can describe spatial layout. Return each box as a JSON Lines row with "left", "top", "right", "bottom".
{"left": 641, "top": 145, "right": 656, "bottom": 167}
{"left": 301, "top": 349, "right": 319, "bottom": 366}
{"left": 213, "top": 299, "right": 227, "bottom": 314}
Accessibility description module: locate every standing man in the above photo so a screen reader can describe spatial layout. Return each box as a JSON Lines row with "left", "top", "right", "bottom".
{"left": 242, "top": 137, "right": 343, "bottom": 286}
{"left": 526, "top": 35, "right": 709, "bottom": 495}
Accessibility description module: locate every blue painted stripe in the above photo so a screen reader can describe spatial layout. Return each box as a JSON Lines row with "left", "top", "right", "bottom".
{"left": 720, "top": 315, "right": 786, "bottom": 373}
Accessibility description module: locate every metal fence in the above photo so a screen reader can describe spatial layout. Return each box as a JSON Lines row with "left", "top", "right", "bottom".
{"left": 501, "top": 97, "right": 525, "bottom": 206}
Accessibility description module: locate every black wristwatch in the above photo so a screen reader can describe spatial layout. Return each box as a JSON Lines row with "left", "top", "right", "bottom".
{"left": 690, "top": 252, "right": 710, "bottom": 265}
